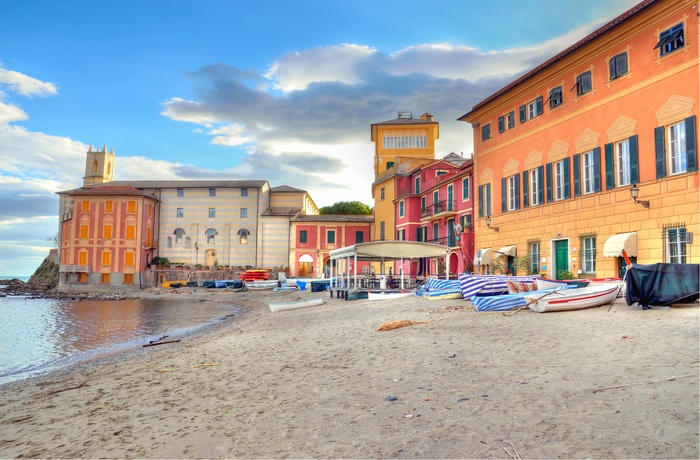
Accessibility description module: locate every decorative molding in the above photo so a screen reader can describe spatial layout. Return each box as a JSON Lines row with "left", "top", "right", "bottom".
{"left": 480, "top": 167, "right": 494, "bottom": 182}
{"left": 524, "top": 149, "right": 544, "bottom": 169}
{"left": 502, "top": 158, "right": 520, "bottom": 177}
{"left": 656, "top": 94, "right": 695, "bottom": 125}
{"left": 607, "top": 115, "right": 638, "bottom": 142}
{"left": 547, "top": 140, "right": 570, "bottom": 162}
{"left": 574, "top": 128, "right": 601, "bottom": 153}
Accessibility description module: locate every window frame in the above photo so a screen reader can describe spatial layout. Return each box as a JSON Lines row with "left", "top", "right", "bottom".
{"left": 555, "top": 161, "right": 567, "bottom": 201}
{"left": 481, "top": 123, "right": 491, "bottom": 141}
{"left": 299, "top": 230, "right": 307, "bottom": 244}
{"left": 572, "top": 70, "right": 592, "bottom": 96}
{"left": 327, "top": 230, "right": 336, "bottom": 244}
{"left": 668, "top": 120, "right": 687, "bottom": 175}
{"left": 655, "top": 22, "right": 684, "bottom": 57}
{"left": 240, "top": 208, "right": 248, "bottom": 218}
{"left": 666, "top": 227, "right": 687, "bottom": 263}
{"left": 176, "top": 208, "right": 184, "bottom": 218}
{"left": 582, "top": 151, "right": 596, "bottom": 195}
{"left": 508, "top": 176, "right": 517, "bottom": 211}
{"left": 177, "top": 188, "right": 184, "bottom": 197}
{"left": 548, "top": 86, "right": 563, "bottom": 109}
{"left": 528, "top": 242, "right": 540, "bottom": 274}
{"left": 609, "top": 51, "right": 628, "bottom": 80}
{"left": 616, "top": 138, "right": 632, "bottom": 186}
{"left": 582, "top": 236, "right": 597, "bottom": 274}
{"left": 241, "top": 188, "right": 248, "bottom": 197}
{"left": 462, "top": 177, "right": 469, "bottom": 200}
{"left": 208, "top": 208, "right": 216, "bottom": 218}
{"left": 530, "top": 168, "right": 541, "bottom": 206}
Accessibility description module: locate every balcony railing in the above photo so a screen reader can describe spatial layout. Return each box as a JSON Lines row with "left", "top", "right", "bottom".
{"left": 420, "top": 200, "right": 457, "bottom": 220}
{"left": 425, "top": 236, "right": 457, "bottom": 247}
{"left": 59, "top": 265, "right": 91, "bottom": 274}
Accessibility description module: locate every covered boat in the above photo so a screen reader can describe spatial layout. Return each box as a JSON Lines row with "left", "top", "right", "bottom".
{"left": 459, "top": 274, "right": 540, "bottom": 298}
{"left": 625, "top": 263, "right": 700, "bottom": 309}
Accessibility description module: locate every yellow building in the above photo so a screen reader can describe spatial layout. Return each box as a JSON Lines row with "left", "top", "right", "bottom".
{"left": 370, "top": 112, "right": 439, "bottom": 241}
{"left": 459, "top": 0, "right": 698, "bottom": 279}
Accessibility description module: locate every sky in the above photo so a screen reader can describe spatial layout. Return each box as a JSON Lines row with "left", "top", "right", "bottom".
{"left": 0, "top": 0, "right": 641, "bottom": 277}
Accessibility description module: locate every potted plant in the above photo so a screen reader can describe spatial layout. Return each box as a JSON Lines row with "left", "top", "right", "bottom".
{"left": 195, "top": 264, "right": 203, "bottom": 271}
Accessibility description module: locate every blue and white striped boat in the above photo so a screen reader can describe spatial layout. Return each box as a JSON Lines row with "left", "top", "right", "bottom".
{"left": 472, "top": 287, "right": 572, "bottom": 311}
{"left": 459, "top": 274, "right": 540, "bottom": 298}
{"left": 416, "top": 278, "right": 463, "bottom": 299}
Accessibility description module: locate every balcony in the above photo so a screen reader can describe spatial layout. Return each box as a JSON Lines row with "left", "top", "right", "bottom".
{"left": 59, "top": 265, "right": 91, "bottom": 274}
{"left": 420, "top": 200, "right": 457, "bottom": 220}
{"left": 425, "top": 236, "right": 458, "bottom": 247}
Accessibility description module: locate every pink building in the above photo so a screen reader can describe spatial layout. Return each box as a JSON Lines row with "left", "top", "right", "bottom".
{"left": 394, "top": 153, "right": 475, "bottom": 278}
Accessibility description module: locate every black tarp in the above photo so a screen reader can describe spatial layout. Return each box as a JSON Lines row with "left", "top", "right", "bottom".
{"left": 625, "top": 263, "right": 700, "bottom": 309}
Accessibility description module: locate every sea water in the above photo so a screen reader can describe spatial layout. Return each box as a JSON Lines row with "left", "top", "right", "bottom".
{"left": 0, "top": 295, "right": 240, "bottom": 385}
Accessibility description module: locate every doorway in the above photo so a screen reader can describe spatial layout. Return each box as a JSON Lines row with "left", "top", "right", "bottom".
{"left": 554, "top": 240, "right": 569, "bottom": 279}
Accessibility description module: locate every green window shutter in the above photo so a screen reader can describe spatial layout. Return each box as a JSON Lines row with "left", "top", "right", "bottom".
{"left": 522, "top": 170, "right": 529, "bottom": 208}
{"left": 498, "top": 116, "right": 505, "bottom": 133}
{"left": 519, "top": 105, "right": 526, "bottom": 123}
{"left": 655, "top": 126, "right": 666, "bottom": 179}
{"left": 546, "top": 163, "right": 553, "bottom": 203}
{"left": 538, "top": 165, "right": 545, "bottom": 204}
{"left": 486, "top": 183, "right": 492, "bottom": 216}
{"left": 685, "top": 116, "right": 697, "bottom": 172}
{"left": 604, "top": 143, "right": 615, "bottom": 190}
{"left": 563, "top": 157, "right": 571, "bottom": 199}
{"left": 573, "top": 153, "right": 581, "bottom": 197}
{"left": 416, "top": 228, "right": 422, "bottom": 242}
{"left": 629, "top": 135, "right": 639, "bottom": 184}
{"left": 478, "top": 185, "right": 484, "bottom": 218}
{"left": 535, "top": 96, "right": 543, "bottom": 116}
{"left": 593, "top": 147, "right": 601, "bottom": 192}
{"left": 514, "top": 174, "right": 520, "bottom": 210}
{"left": 501, "top": 177, "right": 507, "bottom": 213}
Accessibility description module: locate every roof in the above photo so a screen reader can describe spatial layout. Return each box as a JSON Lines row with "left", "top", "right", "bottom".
{"left": 459, "top": 0, "right": 658, "bottom": 121}
{"left": 270, "top": 185, "right": 307, "bottom": 193}
{"left": 294, "top": 214, "right": 373, "bottom": 223}
{"left": 329, "top": 241, "right": 448, "bottom": 260}
{"left": 261, "top": 207, "right": 303, "bottom": 217}
{"left": 98, "top": 179, "right": 269, "bottom": 189}
{"left": 66, "top": 185, "right": 156, "bottom": 197}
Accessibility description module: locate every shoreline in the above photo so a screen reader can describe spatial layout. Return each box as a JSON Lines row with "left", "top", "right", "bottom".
{"left": 1, "top": 287, "right": 698, "bottom": 458}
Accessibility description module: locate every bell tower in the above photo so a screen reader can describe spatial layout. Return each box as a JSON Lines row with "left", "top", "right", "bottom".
{"left": 83, "top": 144, "right": 115, "bottom": 186}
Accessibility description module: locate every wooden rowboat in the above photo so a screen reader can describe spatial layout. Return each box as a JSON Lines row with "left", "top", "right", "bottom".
{"left": 368, "top": 290, "right": 415, "bottom": 301}
{"left": 269, "top": 297, "right": 324, "bottom": 312}
{"left": 528, "top": 284, "right": 621, "bottom": 312}
{"left": 245, "top": 280, "right": 279, "bottom": 290}
{"left": 423, "top": 289, "right": 462, "bottom": 300}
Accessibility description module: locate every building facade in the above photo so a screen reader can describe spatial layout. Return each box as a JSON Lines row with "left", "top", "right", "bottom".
{"left": 459, "top": 0, "right": 698, "bottom": 279}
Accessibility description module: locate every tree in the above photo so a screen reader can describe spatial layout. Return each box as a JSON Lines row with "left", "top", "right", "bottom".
{"left": 318, "top": 201, "right": 371, "bottom": 215}
{"left": 47, "top": 233, "right": 58, "bottom": 248}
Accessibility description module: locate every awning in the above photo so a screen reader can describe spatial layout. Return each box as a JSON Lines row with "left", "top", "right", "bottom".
{"left": 474, "top": 248, "right": 493, "bottom": 266}
{"left": 329, "top": 241, "right": 449, "bottom": 260}
{"left": 498, "top": 245, "right": 517, "bottom": 257}
{"left": 299, "top": 254, "right": 313, "bottom": 263}
{"left": 603, "top": 232, "right": 637, "bottom": 257}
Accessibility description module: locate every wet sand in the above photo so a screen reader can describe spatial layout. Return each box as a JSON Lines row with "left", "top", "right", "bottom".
{"left": 0, "top": 287, "right": 698, "bottom": 459}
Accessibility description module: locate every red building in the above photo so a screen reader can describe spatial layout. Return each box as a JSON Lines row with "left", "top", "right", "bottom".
{"left": 394, "top": 153, "right": 475, "bottom": 277}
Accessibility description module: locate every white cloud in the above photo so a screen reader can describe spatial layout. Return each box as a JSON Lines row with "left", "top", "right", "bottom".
{"left": 0, "top": 68, "right": 57, "bottom": 97}
{"left": 209, "top": 124, "right": 255, "bottom": 147}
{"left": 0, "top": 101, "right": 28, "bottom": 124}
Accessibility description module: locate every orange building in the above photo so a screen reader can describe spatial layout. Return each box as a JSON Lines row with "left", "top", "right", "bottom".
{"left": 370, "top": 112, "right": 439, "bottom": 242}
{"left": 58, "top": 186, "right": 158, "bottom": 289}
{"left": 459, "top": 0, "right": 698, "bottom": 279}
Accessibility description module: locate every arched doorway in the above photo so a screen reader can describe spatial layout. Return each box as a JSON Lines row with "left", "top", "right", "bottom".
{"left": 298, "top": 254, "right": 313, "bottom": 277}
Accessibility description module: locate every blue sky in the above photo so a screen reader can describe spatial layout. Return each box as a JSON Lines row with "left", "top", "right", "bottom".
{"left": 0, "top": 0, "right": 640, "bottom": 277}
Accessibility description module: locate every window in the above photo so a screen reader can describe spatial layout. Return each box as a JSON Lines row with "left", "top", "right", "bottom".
{"left": 481, "top": 123, "right": 491, "bottom": 141}
{"left": 101, "top": 273, "right": 110, "bottom": 284}
{"left": 386, "top": 161, "right": 394, "bottom": 170}
{"left": 555, "top": 160, "right": 568, "bottom": 200}
{"left": 529, "top": 242, "right": 540, "bottom": 274}
{"left": 126, "top": 224, "right": 135, "bottom": 239}
{"left": 299, "top": 230, "right": 307, "bottom": 244}
{"left": 206, "top": 228, "right": 217, "bottom": 244}
{"left": 433, "top": 222, "right": 439, "bottom": 242}
{"left": 548, "top": 86, "right": 563, "bottom": 109}
{"left": 380, "top": 187, "right": 385, "bottom": 200}
{"left": 396, "top": 229, "right": 404, "bottom": 241}
{"left": 666, "top": 226, "right": 687, "bottom": 263}
{"left": 572, "top": 70, "right": 592, "bottom": 96}
{"left": 127, "top": 201, "right": 136, "bottom": 213}
{"left": 101, "top": 251, "right": 111, "bottom": 266}
{"left": 103, "top": 224, "right": 112, "bottom": 239}
{"left": 327, "top": 230, "right": 336, "bottom": 244}
{"left": 176, "top": 208, "right": 184, "bottom": 218}
{"left": 380, "top": 221, "right": 385, "bottom": 241}
{"left": 174, "top": 228, "right": 185, "bottom": 244}
{"left": 399, "top": 200, "right": 404, "bottom": 218}
{"left": 148, "top": 203, "right": 152, "bottom": 215}
{"left": 238, "top": 228, "right": 250, "bottom": 244}
{"left": 125, "top": 252, "right": 135, "bottom": 266}
{"left": 655, "top": 23, "right": 684, "bottom": 57}
{"left": 82, "top": 201, "right": 90, "bottom": 212}
{"left": 462, "top": 177, "right": 469, "bottom": 200}
{"left": 498, "top": 111, "right": 515, "bottom": 132}
{"left": 78, "top": 251, "right": 87, "bottom": 266}
{"left": 209, "top": 188, "right": 216, "bottom": 197}
{"left": 241, "top": 188, "right": 248, "bottom": 197}
{"left": 520, "top": 96, "right": 543, "bottom": 122}
{"left": 356, "top": 230, "right": 364, "bottom": 244}
{"left": 105, "top": 200, "right": 113, "bottom": 212}
{"left": 478, "top": 183, "right": 492, "bottom": 217}
{"left": 582, "top": 236, "right": 597, "bottom": 274}
{"left": 177, "top": 188, "right": 184, "bottom": 197}
{"left": 655, "top": 117, "right": 696, "bottom": 179}
{"left": 80, "top": 224, "right": 89, "bottom": 238}
{"left": 240, "top": 208, "right": 248, "bottom": 218}
{"left": 460, "top": 213, "right": 472, "bottom": 232}
{"left": 415, "top": 176, "right": 420, "bottom": 194}
{"left": 609, "top": 52, "right": 628, "bottom": 80}
{"left": 530, "top": 167, "right": 542, "bottom": 206}
{"left": 421, "top": 196, "right": 426, "bottom": 216}
{"left": 166, "top": 236, "right": 172, "bottom": 248}
{"left": 582, "top": 151, "right": 596, "bottom": 194}
{"left": 209, "top": 208, "right": 216, "bottom": 218}
{"left": 433, "top": 190, "right": 439, "bottom": 213}
{"left": 124, "top": 274, "right": 134, "bottom": 285}
{"left": 508, "top": 176, "right": 517, "bottom": 211}
{"left": 617, "top": 139, "right": 632, "bottom": 186}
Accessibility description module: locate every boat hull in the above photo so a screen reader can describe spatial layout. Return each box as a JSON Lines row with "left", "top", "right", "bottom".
{"left": 368, "top": 290, "right": 415, "bottom": 301}
{"left": 269, "top": 297, "right": 324, "bottom": 312}
{"left": 245, "top": 280, "right": 278, "bottom": 290}
{"left": 528, "top": 285, "right": 620, "bottom": 312}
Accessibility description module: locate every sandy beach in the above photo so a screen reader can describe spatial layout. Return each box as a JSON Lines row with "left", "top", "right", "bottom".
{"left": 0, "top": 286, "right": 698, "bottom": 459}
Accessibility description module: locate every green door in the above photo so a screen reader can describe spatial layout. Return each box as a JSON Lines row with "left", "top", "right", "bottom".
{"left": 555, "top": 240, "right": 569, "bottom": 280}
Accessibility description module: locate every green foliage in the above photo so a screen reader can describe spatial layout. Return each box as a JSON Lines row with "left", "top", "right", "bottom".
{"left": 513, "top": 254, "right": 537, "bottom": 275}
{"left": 557, "top": 269, "right": 576, "bottom": 280}
{"left": 319, "top": 201, "right": 371, "bottom": 215}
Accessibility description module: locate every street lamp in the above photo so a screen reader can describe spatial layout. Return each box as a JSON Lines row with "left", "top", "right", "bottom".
{"left": 630, "top": 184, "right": 650, "bottom": 208}
{"left": 485, "top": 215, "right": 499, "bottom": 232}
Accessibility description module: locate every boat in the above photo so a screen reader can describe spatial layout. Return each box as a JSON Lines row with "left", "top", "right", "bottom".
{"left": 273, "top": 286, "right": 299, "bottom": 292}
{"left": 472, "top": 287, "right": 572, "bottom": 311}
{"left": 423, "top": 289, "right": 462, "bottom": 300}
{"left": 161, "top": 280, "right": 188, "bottom": 288}
{"left": 625, "top": 263, "right": 700, "bottom": 309}
{"left": 459, "top": 274, "right": 540, "bottom": 298}
{"left": 245, "top": 280, "right": 279, "bottom": 290}
{"left": 240, "top": 270, "right": 270, "bottom": 282}
{"left": 536, "top": 278, "right": 590, "bottom": 290}
{"left": 269, "top": 297, "right": 324, "bottom": 312}
{"left": 527, "top": 284, "right": 621, "bottom": 312}
{"left": 368, "top": 290, "right": 416, "bottom": 301}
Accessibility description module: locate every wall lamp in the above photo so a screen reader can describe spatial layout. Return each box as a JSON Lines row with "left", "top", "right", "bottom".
{"left": 485, "top": 215, "right": 499, "bottom": 232}
{"left": 630, "top": 184, "right": 650, "bottom": 208}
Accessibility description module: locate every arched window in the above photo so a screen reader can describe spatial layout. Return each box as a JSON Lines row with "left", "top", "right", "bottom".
{"left": 206, "top": 228, "right": 217, "bottom": 244}
{"left": 92, "top": 159, "right": 98, "bottom": 173}
{"left": 174, "top": 228, "right": 185, "bottom": 244}
{"left": 237, "top": 228, "right": 250, "bottom": 244}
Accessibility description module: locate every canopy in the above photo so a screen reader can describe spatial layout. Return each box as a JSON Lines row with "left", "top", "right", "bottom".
{"left": 498, "top": 245, "right": 517, "bottom": 257}
{"left": 474, "top": 248, "right": 493, "bottom": 266}
{"left": 603, "top": 232, "right": 637, "bottom": 257}
{"left": 329, "top": 241, "right": 449, "bottom": 260}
